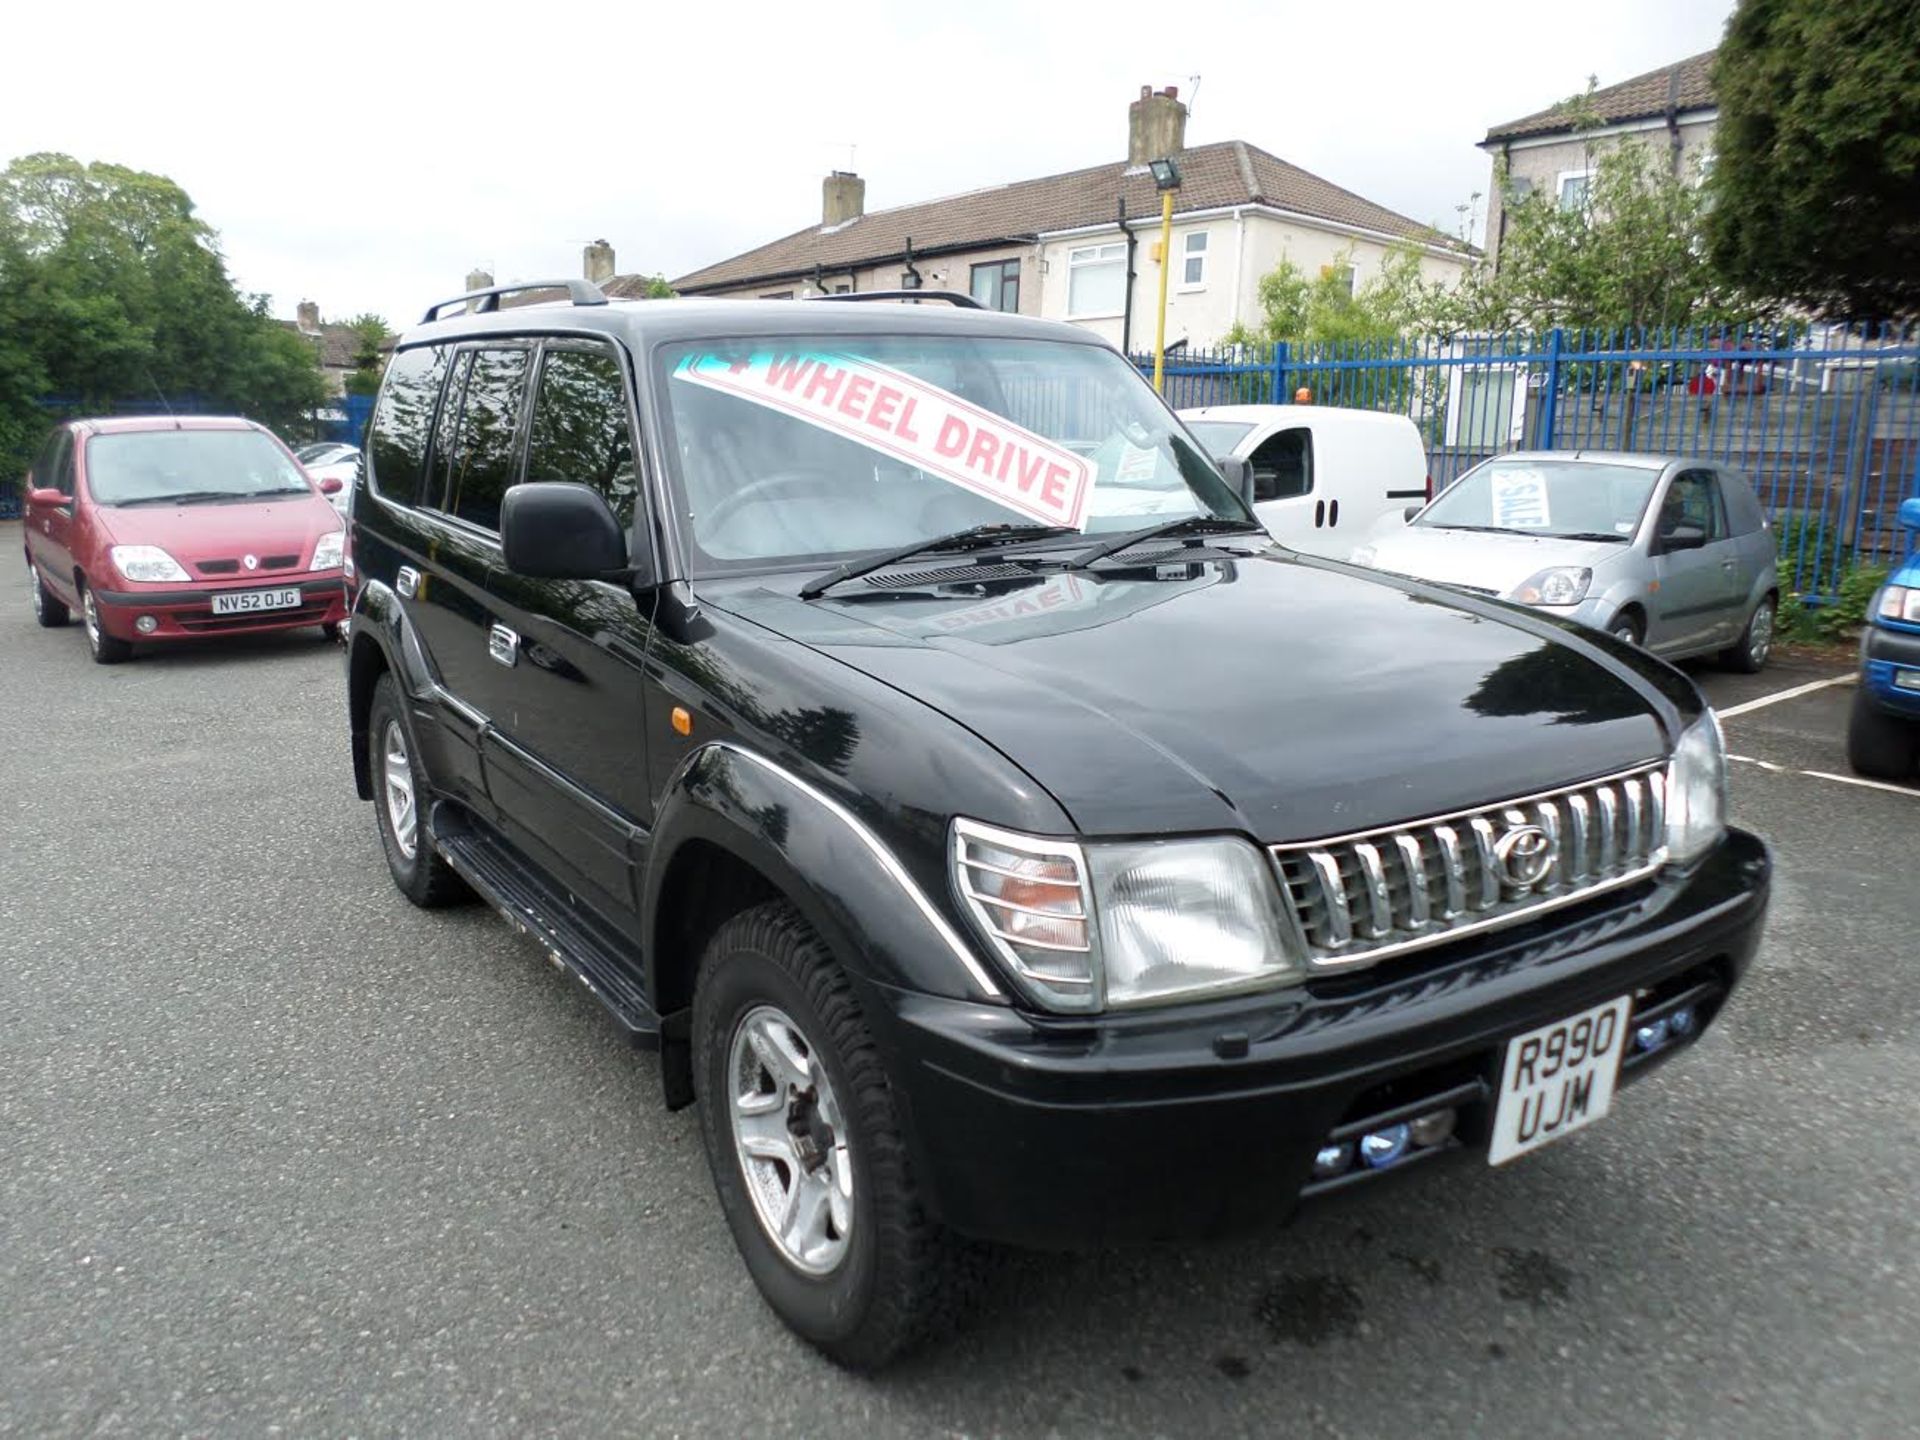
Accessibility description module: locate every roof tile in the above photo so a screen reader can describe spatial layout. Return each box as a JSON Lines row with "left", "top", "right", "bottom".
{"left": 1483, "top": 50, "right": 1717, "bottom": 143}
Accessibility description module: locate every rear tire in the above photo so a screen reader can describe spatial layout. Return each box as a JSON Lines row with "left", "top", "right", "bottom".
{"left": 692, "top": 900, "right": 980, "bottom": 1370}
{"left": 1720, "top": 596, "right": 1775, "bottom": 674}
{"left": 79, "top": 580, "right": 132, "bottom": 664}
{"left": 29, "top": 563, "right": 69, "bottom": 628}
{"left": 1846, "top": 689, "right": 1917, "bottom": 780}
{"left": 367, "top": 674, "right": 471, "bottom": 906}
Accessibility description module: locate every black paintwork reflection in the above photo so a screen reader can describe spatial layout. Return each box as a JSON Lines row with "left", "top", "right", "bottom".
{"left": 1464, "top": 645, "right": 1648, "bottom": 726}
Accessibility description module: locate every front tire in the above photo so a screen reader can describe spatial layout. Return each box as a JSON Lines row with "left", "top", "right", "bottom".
{"left": 1846, "top": 689, "right": 1917, "bottom": 780}
{"left": 692, "top": 901, "right": 977, "bottom": 1370}
{"left": 29, "top": 564, "right": 69, "bottom": 628}
{"left": 79, "top": 580, "right": 132, "bottom": 664}
{"left": 1608, "top": 610, "right": 1645, "bottom": 647}
{"left": 366, "top": 674, "right": 470, "bottom": 906}
{"left": 1720, "top": 596, "right": 1775, "bottom": 673}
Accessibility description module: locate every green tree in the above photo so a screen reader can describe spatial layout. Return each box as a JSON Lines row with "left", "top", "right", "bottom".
{"left": 342, "top": 312, "right": 391, "bottom": 396}
{"left": 1708, "top": 0, "right": 1920, "bottom": 318}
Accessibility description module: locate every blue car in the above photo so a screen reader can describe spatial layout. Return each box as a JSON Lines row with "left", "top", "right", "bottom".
{"left": 1849, "top": 496, "right": 1920, "bottom": 779}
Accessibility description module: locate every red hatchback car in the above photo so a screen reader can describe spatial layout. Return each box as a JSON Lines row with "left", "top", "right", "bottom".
{"left": 21, "top": 416, "right": 348, "bottom": 663}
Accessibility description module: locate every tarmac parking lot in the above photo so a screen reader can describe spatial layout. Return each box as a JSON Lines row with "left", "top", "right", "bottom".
{"left": 2, "top": 528, "right": 1915, "bottom": 1437}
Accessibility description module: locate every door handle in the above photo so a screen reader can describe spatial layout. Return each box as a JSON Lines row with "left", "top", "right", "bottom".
{"left": 396, "top": 565, "right": 420, "bottom": 598}
{"left": 488, "top": 623, "right": 519, "bottom": 668}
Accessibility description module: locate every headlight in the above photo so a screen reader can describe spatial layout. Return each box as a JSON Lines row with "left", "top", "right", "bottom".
{"left": 1665, "top": 713, "right": 1727, "bottom": 865}
{"left": 109, "top": 545, "right": 190, "bottom": 583}
{"left": 1879, "top": 584, "right": 1920, "bottom": 623}
{"left": 310, "top": 530, "right": 345, "bottom": 571}
{"left": 1511, "top": 566, "right": 1592, "bottom": 606}
{"left": 1348, "top": 544, "right": 1377, "bottom": 567}
{"left": 952, "top": 819, "right": 1305, "bottom": 1012}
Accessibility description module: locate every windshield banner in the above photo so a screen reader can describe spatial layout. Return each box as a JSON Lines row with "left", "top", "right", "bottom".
{"left": 675, "top": 351, "right": 1096, "bottom": 530}
{"left": 1489, "top": 466, "right": 1552, "bottom": 528}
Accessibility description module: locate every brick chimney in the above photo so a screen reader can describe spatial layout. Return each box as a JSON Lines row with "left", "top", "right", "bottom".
{"left": 823, "top": 171, "right": 865, "bottom": 227}
{"left": 466, "top": 267, "right": 494, "bottom": 293}
{"left": 583, "top": 240, "right": 615, "bottom": 284}
{"left": 295, "top": 299, "right": 321, "bottom": 334}
{"left": 1128, "top": 84, "right": 1188, "bottom": 165}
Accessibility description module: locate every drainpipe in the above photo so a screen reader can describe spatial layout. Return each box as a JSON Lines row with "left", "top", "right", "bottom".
{"left": 1119, "top": 197, "right": 1136, "bottom": 355}
{"left": 1664, "top": 67, "right": 1683, "bottom": 176}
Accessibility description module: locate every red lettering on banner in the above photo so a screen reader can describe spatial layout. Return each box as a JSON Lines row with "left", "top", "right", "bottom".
{"left": 1015, "top": 448, "right": 1048, "bottom": 493}
{"left": 869, "top": 385, "right": 902, "bottom": 432}
{"left": 967, "top": 429, "right": 1000, "bottom": 475}
{"left": 766, "top": 355, "right": 811, "bottom": 391}
{"left": 803, "top": 364, "right": 846, "bottom": 407}
{"left": 935, "top": 414, "right": 969, "bottom": 458}
{"left": 838, "top": 374, "right": 874, "bottom": 423}
{"left": 1041, "top": 465, "right": 1069, "bottom": 509}
{"left": 896, "top": 397, "right": 921, "bottom": 442}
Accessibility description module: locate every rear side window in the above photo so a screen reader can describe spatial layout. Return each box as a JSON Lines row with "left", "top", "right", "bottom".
{"left": 1248, "top": 427, "right": 1312, "bottom": 502}
{"left": 367, "top": 346, "right": 449, "bottom": 505}
{"left": 524, "top": 347, "right": 639, "bottom": 526}
{"left": 438, "top": 348, "right": 531, "bottom": 532}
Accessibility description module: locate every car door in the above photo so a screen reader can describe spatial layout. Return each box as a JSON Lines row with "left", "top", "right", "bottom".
{"left": 1246, "top": 425, "right": 1327, "bottom": 550}
{"left": 479, "top": 339, "right": 656, "bottom": 926}
{"left": 24, "top": 427, "right": 80, "bottom": 607}
{"left": 1645, "top": 468, "right": 1739, "bottom": 653}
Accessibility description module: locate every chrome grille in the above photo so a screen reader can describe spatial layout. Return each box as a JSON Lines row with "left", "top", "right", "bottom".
{"left": 1273, "top": 764, "right": 1667, "bottom": 969}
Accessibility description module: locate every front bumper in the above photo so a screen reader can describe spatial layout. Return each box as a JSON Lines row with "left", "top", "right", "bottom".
{"left": 92, "top": 576, "right": 346, "bottom": 639}
{"left": 1861, "top": 622, "right": 1920, "bottom": 716}
{"left": 876, "top": 827, "right": 1770, "bottom": 1250}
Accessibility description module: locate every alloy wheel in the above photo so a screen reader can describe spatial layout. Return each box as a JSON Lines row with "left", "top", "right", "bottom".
{"left": 29, "top": 567, "right": 44, "bottom": 620}
{"left": 1748, "top": 602, "right": 1774, "bottom": 668}
{"left": 82, "top": 589, "right": 101, "bottom": 648}
{"left": 381, "top": 719, "right": 418, "bottom": 859}
{"left": 727, "top": 1003, "right": 855, "bottom": 1275}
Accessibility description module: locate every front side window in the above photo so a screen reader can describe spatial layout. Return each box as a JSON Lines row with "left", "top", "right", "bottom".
{"left": 969, "top": 259, "right": 1020, "bottom": 313}
{"left": 34, "top": 428, "right": 74, "bottom": 497}
{"left": 368, "top": 345, "right": 450, "bottom": 506}
{"left": 1417, "top": 459, "right": 1658, "bottom": 541}
{"left": 1658, "top": 471, "right": 1726, "bottom": 542}
{"left": 657, "top": 335, "right": 1244, "bottom": 573}
{"left": 1066, "top": 243, "right": 1126, "bottom": 317}
{"left": 1247, "top": 427, "right": 1312, "bottom": 501}
{"left": 1181, "top": 231, "right": 1208, "bottom": 287}
{"left": 525, "top": 347, "right": 639, "bottom": 526}
{"left": 437, "top": 347, "right": 531, "bottom": 532}
{"left": 83, "top": 429, "right": 313, "bottom": 506}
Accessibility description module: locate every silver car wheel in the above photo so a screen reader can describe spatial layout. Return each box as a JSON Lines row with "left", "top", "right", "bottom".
{"left": 381, "top": 719, "right": 419, "bottom": 859}
{"left": 29, "top": 567, "right": 45, "bottom": 620}
{"left": 1748, "top": 601, "right": 1774, "bottom": 667}
{"left": 728, "top": 1003, "right": 854, "bottom": 1275}
{"left": 82, "top": 588, "right": 101, "bottom": 647}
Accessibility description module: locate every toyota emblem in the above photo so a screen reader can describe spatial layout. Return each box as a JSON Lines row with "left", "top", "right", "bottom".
{"left": 243, "top": 554, "right": 259, "bottom": 571}
{"left": 1494, "top": 825, "right": 1553, "bottom": 888}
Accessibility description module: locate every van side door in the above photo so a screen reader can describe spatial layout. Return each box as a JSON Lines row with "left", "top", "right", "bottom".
{"left": 1247, "top": 426, "right": 1327, "bottom": 552}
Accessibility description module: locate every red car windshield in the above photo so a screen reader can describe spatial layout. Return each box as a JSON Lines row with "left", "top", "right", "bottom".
{"left": 86, "top": 430, "right": 313, "bottom": 506}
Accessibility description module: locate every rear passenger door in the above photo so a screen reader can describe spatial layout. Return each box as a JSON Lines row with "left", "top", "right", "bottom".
{"left": 480, "top": 340, "right": 656, "bottom": 929}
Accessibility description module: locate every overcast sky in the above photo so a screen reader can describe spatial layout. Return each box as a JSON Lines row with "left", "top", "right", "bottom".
{"left": 4, "top": 0, "right": 1734, "bottom": 328}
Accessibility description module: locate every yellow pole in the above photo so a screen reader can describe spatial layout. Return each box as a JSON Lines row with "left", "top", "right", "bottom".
{"left": 1152, "top": 187, "right": 1175, "bottom": 394}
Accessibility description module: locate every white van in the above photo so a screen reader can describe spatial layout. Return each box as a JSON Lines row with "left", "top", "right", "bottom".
{"left": 1179, "top": 404, "right": 1430, "bottom": 560}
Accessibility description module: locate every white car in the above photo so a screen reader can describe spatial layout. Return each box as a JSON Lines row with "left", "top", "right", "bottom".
{"left": 1179, "top": 404, "right": 1430, "bottom": 560}
{"left": 296, "top": 442, "right": 359, "bottom": 514}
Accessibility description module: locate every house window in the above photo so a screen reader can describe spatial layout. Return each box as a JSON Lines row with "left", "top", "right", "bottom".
{"left": 1066, "top": 243, "right": 1126, "bottom": 318}
{"left": 969, "top": 259, "right": 1020, "bottom": 312}
{"left": 760, "top": 291, "right": 794, "bottom": 300}
{"left": 1181, "top": 231, "right": 1208, "bottom": 288}
{"left": 1557, "top": 170, "right": 1593, "bottom": 211}
{"left": 1319, "top": 263, "right": 1355, "bottom": 299}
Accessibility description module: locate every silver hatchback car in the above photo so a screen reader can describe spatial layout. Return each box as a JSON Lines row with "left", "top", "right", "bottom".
{"left": 1353, "top": 452, "right": 1779, "bottom": 671}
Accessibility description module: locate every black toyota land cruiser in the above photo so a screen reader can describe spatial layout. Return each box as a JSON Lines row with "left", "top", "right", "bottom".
{"left": 343, "top": 279, "right": 1770, "bottom": 1368}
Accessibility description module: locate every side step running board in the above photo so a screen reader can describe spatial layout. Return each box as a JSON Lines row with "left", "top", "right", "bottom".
{"left": 431, "top": 804, "right": 660, "bottom": 1046}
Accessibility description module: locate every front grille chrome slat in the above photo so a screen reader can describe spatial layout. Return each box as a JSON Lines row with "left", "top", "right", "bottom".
{"left": 1273, "top": 763, "right": 1667, "bottom": 973}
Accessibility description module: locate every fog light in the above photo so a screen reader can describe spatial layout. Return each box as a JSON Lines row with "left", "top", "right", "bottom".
{"left": 1667, "top": 1005, "right": 1697, "bottom": 1040}
{"left": 1358, "top": 1124, "right": 1411, "bottom": 1169}
{"left": 135, "top": 615, "right": 158, "bottom": 634}
{"left": 1312, "top": 1141, "right": 1355, "bottom": 1179}
{"left": 1408, "top": 1109, "right": 1456, "bottom": 1148}
{"left": 1635, "top": 1017, "right": 1672, "bottom": 1053}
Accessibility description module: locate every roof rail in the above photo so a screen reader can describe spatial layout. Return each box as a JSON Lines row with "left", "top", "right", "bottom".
{"left": 421, "top": 278, "right": 610, "bottom": 324}
{"left": 807, "top": 290, "right": 984, "bottom": 310}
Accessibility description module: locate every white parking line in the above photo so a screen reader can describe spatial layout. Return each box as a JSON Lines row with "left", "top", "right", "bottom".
{"left": 1713, "top": 673, "right": 1854, "bottom": 720}
{"left": 1728, "top": 752, "right": 1920, "bottom": 799}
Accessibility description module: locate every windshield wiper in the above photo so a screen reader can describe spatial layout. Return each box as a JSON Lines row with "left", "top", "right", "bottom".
{"left": 1064, "top": 515, "right": 1265, "bottom": 571}
{"left": 112, "top": 490, "right": 241, "bottom": 507}
{"left": 1553, "top": 531, "right": 1630, "bottom": 543}
{"left": 1421, "top": 523, "right": 1513, "bottom": 534}
{"left": 799, "top": 523, "right": 1079, "bottom": 600}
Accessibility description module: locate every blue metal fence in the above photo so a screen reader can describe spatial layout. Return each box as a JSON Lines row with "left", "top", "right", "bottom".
{"left": 1139, "top": 323, "right": 1920, "bottom": 602}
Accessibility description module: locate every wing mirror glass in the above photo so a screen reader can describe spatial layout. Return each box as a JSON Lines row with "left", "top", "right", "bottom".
{"left": 501, "top": 482, "right": 646, "bottom": 583}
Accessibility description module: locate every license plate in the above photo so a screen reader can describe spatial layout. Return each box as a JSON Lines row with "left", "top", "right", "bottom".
{"left": 1488, "top": 996, "right": 1632, "bottom": 1166}
{"left": 210, "top": 587, "right": 302, "bottom": 616}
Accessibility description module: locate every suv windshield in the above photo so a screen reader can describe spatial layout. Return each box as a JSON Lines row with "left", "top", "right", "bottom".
{"left": 656, "top": 335, "right": 1246, "bottom": 572}
{"left": 87, "top": 430, "right": 313, "bottom": 506}
{"left": 1418, "top": 459, "right": 1659, "bottom": 540}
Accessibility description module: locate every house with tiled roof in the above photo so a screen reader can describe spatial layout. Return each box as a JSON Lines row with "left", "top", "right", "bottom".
{"left": 1479, "top": 50, "right": 1719, "bottom": 265}
{"left": 648, "top": 86, "right": 1472, "bottom": 353}
{"left": 280, "top": 301, "right": 363, "bottom": 397}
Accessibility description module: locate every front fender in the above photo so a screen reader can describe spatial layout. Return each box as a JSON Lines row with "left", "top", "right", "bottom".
{"left": 643, "top": 743, "right": 1007, "bottom": 1007}
{"left": 346, "top": 577, "right": 444, "bottom": 799}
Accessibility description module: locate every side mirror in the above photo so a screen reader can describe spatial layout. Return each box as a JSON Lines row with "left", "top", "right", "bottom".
{"left": 1660, "top": 522, "right": 1708, "bottom": 552}
{"left": 1403, "top": 505, "right": 1422, "bottom": 523}
{"left": 318, "top": 475, "right": 344, "bottom": 495}
{"left": 26, "top": 486, "right": 67, "bottom": 507}
{"left": 1216, "top": 455, "right": 1256, "bottom": 509}
{"left": 501, "top": 482, "right": 635, "bottom": 581}
{"left": 1899, "top": 496, "right": 1920, "bottom": 533}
